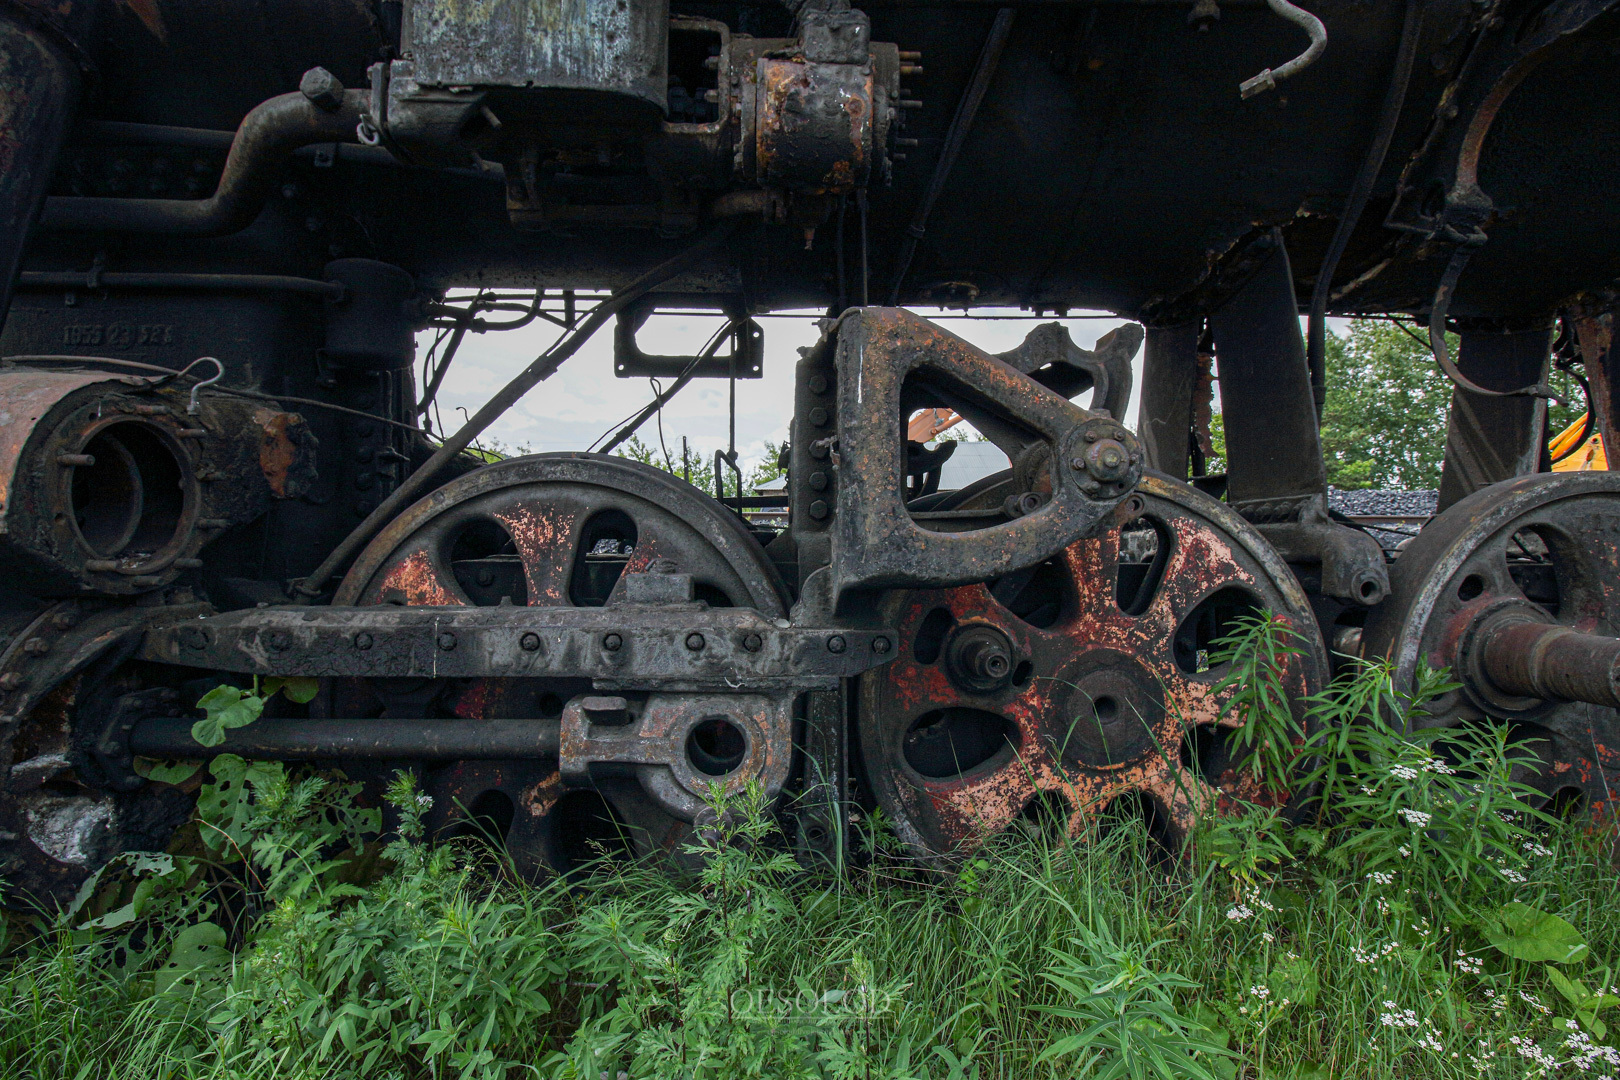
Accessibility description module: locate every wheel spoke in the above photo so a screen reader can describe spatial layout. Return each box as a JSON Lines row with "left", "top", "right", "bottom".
{"left": 372, "top": 541, "right": 467, "bottom": 606}
{"left": 492, "top": 497, "right": 586, "bottom": 607}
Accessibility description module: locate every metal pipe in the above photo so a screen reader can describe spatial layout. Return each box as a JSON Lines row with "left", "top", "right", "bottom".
{"left": 38, "top": 79, "right": 369, "bottom": 236}
{"left": 1239, "top": 0, "right": 1327, "bottom": 99}
{"left": 16, "top": 271, "right": 344, "bottom": 299}
{"left": 0, "top": 7, "right": 84, "bottom": 337}
{"left": 130, "top": 717, "right": 561, "bottom": 761}
{"left": 889, "top": 7, "right": 1015, "bottom": 304}
{"left": 1481, "top": 621, "right": 1620, "bottom": 709}
{"left": 1305, "top": 0, "right": 1421, "bottom": 416}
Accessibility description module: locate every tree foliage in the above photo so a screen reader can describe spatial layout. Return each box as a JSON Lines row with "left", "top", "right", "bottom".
{"left": 1204, "top": 321, "right": 1582, "bottom": 491}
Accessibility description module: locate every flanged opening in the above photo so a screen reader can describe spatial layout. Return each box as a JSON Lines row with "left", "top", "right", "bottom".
{"left": 687, "top": 715, "right": 748, "bottom": 776}
{"left": 990, "top": 556, "right": 1074, "bottom": 629}
{"left": 903, "top": 707, "right": 1017, "bottom": 779}
{"left": 1172, "top": 587, "right": 1265, "bottom": 674}
{"left": 449, "top": 518, "right": 528, "bottom": 606}
{"left": 443, "top": 788, "right": 517, "bottom": 846}
{"left": 70, "top": 422, "right": 190, "bottom": 563}
{"left": 570, "top": 509, "right": 638, "bottom": 606}
{"left": 1116, "top": 515, "right": 1171, "bottom": 615}
{"left": 1098, "top": 790, "right": 1176, "bottom": 859}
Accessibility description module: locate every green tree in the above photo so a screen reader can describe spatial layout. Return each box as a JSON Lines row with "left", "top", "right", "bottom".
{"left": 1204, "top": 321, "right": 1580, "bottom": 491}
{"left": 614, "top": 434, "right": 785, "bottom": 496}
{"left": 1317, "top": 322, "right": 1453, "bottom": 490}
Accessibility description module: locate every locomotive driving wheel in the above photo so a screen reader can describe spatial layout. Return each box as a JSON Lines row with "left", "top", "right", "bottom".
{"left": 860, "top": 472, "right": 1328, "bottom": 863}
{"left": 333, "top": 452, "right": 789, "bottom": 877}
{"left": 1361, "top": 472, "right": 1620, "bottom": 816}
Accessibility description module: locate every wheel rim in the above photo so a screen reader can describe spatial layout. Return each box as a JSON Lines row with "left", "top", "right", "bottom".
{"left": 336, "top": 452, "right": 787, "bottom": 876}
{"left": 1363, "top": 471, "right": 1620, "bottom": 815}
{"left": 859, "top": 472, "right": 1327, "bottom": 862}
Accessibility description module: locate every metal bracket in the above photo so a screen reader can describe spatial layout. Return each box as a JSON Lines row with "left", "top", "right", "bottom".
{"left": 613, "top": 295, "right": 764, "bottom": 379}
{"left": 828, "top": 307, "right": 1143, "bottom": 602}
{"left": 559, "top": 692, "right": 794, "bottom": 820}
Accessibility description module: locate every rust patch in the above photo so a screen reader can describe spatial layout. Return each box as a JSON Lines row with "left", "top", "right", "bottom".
{"left": 255, "top": 409, "right": 315, "bottom": 499}
{"left": 493, "top": 503, "right": 579, "bottom": 606}
{"left": 375, "top": 548, "right": 462, "bottom": 606}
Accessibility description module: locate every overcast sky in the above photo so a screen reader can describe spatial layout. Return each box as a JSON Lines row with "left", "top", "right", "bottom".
{"left": 419, "top": 306, "right": 1139, "bottom": 478}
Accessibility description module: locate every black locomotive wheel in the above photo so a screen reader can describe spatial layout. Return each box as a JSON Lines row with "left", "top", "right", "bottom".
{"left": 333, "top": 452, "right": 788, "bottom": 877}
{"left": 859, "top": 473, "right": 1328, "bottom": 863}
{"left": 1362, "top": 472, "right": 1620, "bottom": 816}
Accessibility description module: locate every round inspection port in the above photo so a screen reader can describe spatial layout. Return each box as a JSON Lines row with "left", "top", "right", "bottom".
{"left": 686, "top": 715, "right": 749, "bottom": 776}
{"left": 68, "top": 422, "right": 193, "bottom": 564}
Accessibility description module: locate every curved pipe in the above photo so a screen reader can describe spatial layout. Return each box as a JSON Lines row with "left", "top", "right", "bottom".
{"left": 1305, "top": 0, "right": 1421, "bottom": 414}
{"left": 37, "top": 86, "right": 369, "bottom": 236}
{"left": 1240, "top": 0, "right": 1327, "bottom": 99}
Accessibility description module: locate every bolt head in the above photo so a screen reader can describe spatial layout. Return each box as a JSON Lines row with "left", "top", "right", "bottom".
{"left": 603, "top": 632, "right": 623, "bottom": 652}
{"left": 686, "top": 632, "right": 706, "bottom": 651}
{"left": 827, "top": 634, "right": 847, "bottom": 654}
{"left": 742, "top": 632, "right": 764, "bottom": 652}
{"left": 1085, "top": 438, "right": 1132, "bottom": 483}
{"left": 872, "top": 636, "right": 891, "bottom": 655}
{"left": 809, "top": 499, "right": 830, "bottom": 520}
{"left": 299, "top": 67, "right": 345, "bottom": 110}
{"left": 520, "top": 632, "right": 542, "bottom": 652}
{"left": 354, "top": 631, "right": 373, "bottom": 650}
{"left": 436, "top": 631, "right": 457, "bottom": 651}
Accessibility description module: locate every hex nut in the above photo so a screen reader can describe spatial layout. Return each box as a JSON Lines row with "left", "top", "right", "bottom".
{"left": 809, "top": 499, "right": 829, "bottom": 519}
{"left": 827, "top": 635, "right": 847, "bottom": 654}
{"left": 437, "top": 631, "right": 457, "bottom": 651}
{"left": 686, "top": 632, "right": 706, "bottom": 651}
{"left": 742, "top": 632, "right": 764, "bottom": 652}
{"left": 520, "top": 632, "right": 542, "bottom": 652}
{"left": 872, "top": 636, "right": 891, "bottom": 654}
{"left": 603, "top": 632, "right": 624, "bottom": 652}
{"left": 300, "top": 67, "right": 345, "bottom": 111}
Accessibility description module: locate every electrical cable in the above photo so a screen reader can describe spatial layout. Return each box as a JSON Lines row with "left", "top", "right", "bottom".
{"left": 293, "top": 221, "right": 740, "bottom": 601}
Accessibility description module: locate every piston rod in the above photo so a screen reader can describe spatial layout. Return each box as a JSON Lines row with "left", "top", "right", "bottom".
{"left": 1480, "top": 621, "right": 1620, "bottom": 709}
{"left": 130, "top": 717, "right": 562, "bottom": 761}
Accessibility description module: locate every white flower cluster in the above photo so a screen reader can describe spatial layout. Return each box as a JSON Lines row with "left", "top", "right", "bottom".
{"left": 1352, "top": 940, "right": 1400, "bottom": 966}
{"left": 1564, "top": 1024, "right": 1620, "bottom": 1075}
{"left": 1511, "top": 1035, "right": 1560, "bottom": 1072}
{"left": 1522, "top": 839, "right": 1555, "bottom": 858}
{"left": 1389, "top": 764, "right": 1420, "bottom": 781}
{"left": 1421, "top": 757, "right": 1457, "bottom": 775}
{"left": 1398, "top": 844, "right": 1412, "bottom": 858}
{"left": 415, "top": 793, "right": 434, "bottom": 809}
{"left": 1454, "top": 953, "right": 1483, "bottom": 975}
{"left": 1519, "top": 990, "right": 1552, "bottom": 1015}
{"left": 1226, "top": 904, "right": 1254, "bottom": 922}
{"left": 1379, "top": 1002, "right": 1419, "bottom": 1029}
{"left": 1366, "top": 870, "right": 1395, "bottom": 886}
{"left": 1398, "top": 807, "right": 1432, "bottom": 828}
{"left": 1499, "top": 865, "right": 1528, "bottom": 884}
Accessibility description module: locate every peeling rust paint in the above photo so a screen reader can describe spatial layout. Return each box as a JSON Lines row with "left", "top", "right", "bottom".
{"left": 861, "top": 474, "right": 1325, "bottom": 861}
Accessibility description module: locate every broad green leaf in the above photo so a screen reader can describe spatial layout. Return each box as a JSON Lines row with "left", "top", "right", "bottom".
{"left": 265, "top": 675, "right": 320, "bottom": 704}
{"left": 154, "top": 921, "right": 230, "bottom": 994}
{"left": 1484, "top": 902, "right": 1588, "bottom": 964}
{"left": 192, "top": 685, "right": 264, "bottom": 747}
{"left": 134, "top": 757, "right": 202, "bottom": 784}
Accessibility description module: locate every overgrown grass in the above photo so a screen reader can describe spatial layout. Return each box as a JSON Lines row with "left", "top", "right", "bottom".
{"left": 5, "top": 626, "right": 1620, "bottom": 1079}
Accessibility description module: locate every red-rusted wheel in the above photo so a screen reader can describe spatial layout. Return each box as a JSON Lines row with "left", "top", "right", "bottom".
{"left": 334, "top": 453, "right": 788, "bottom": 877}
{"left": 858, "top": 472, "right": 1327, "bottom": 863}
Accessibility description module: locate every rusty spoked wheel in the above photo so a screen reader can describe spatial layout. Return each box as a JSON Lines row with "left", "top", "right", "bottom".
{"left": 859, "top": 472, "right": 1328, "bottom": 864}
{"left": 334, "top": 453, "right": 788, "bottom": 877}
{"left": 1362, "top": 472, "right": 1620, "bottom": 816}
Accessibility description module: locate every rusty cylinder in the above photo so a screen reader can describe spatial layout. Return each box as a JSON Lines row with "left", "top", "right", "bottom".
{"left": 0, "top": 4, "right": 85, "bottom": 336}
{"left": 1479, "top": 621, "right": 1620, "bottom": 709}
